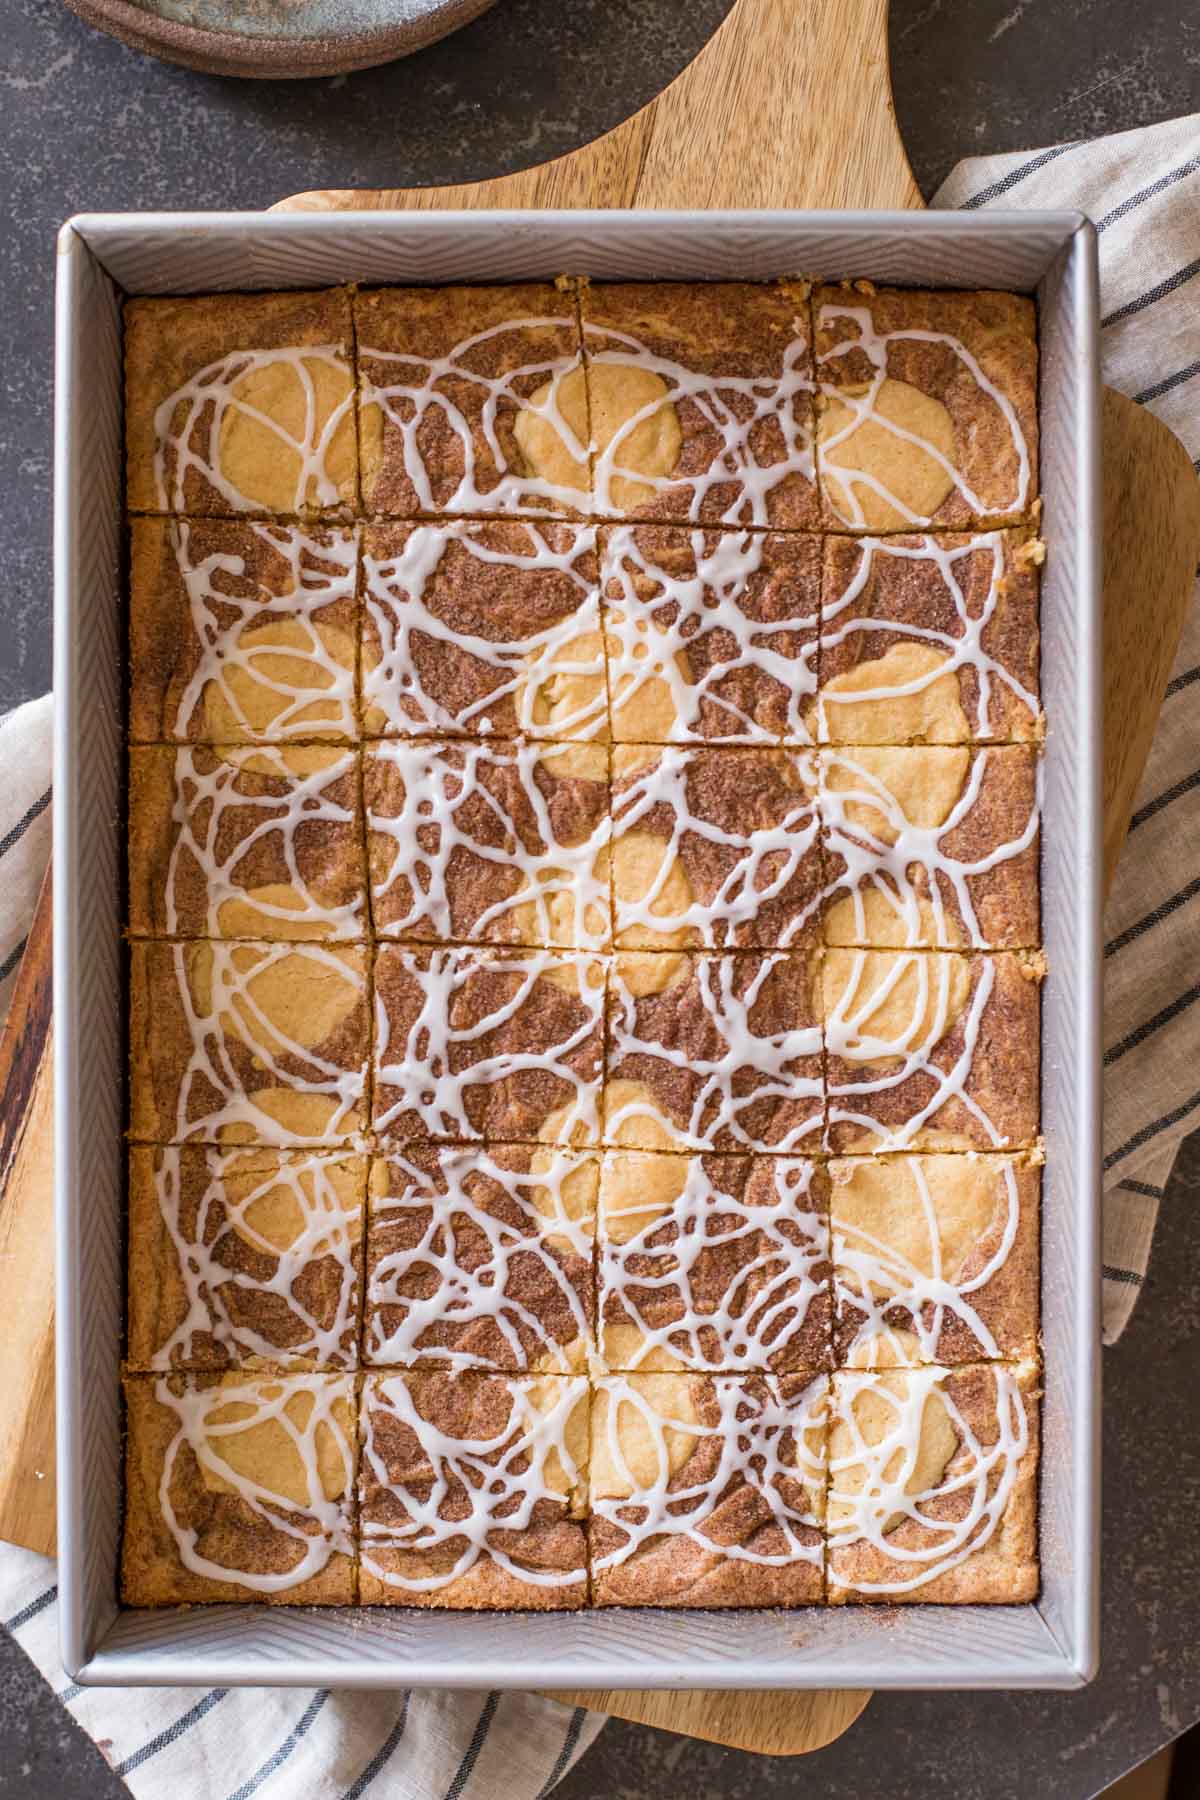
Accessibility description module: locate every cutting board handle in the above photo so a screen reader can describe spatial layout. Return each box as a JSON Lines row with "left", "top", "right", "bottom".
{"left": 274, "top": 0, "right": 922, "bottom": 214}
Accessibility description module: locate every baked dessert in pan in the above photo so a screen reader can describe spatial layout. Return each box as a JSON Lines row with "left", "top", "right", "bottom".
{"left": 364, "top": 738, "right": 611, "bottom": 951}
{"left": 125, "top": 290, "right": 358, "bottom": 520}
{"left": 360, "top": 519, "right": 604, "bottom": 741}
{"left": 601, "top": 525, "right": 822, "bottom": 746}
{"left": 128, "top": 518, "right": 360, "bottom": 747}
{"left": 126, "top": 1146, "right": 366, "bottom": 1372}
{"left": 603, "top": 949, "right": 826, "bottom": 1154}
{"left": 597, "top": 1151, "right": 833, "bottom": 1375}
{"left": 121, "top": 278, "right": 1043, "bottom": 1607}
{"left": 364, "top": 1144, "right": 597, "bottom": 1375}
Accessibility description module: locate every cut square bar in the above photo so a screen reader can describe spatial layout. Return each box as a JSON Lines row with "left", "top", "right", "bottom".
{"left": 126, "top": 1147, "right": 365, "bottom": 1372}
{"left": 819, "top": 744, "right": 1041, "bottom": 951}
{"left": 598, "top": 1151, "right": 832, "bottom": 1374}
{"left": 128, "top": 939, "right": 369, "bottom": 1147}
{"left": 589, "top": 1371, "right": 827, "bottom": 1606}
{"left": 821, "top": 948, "right": 1043, "bottom": 1154}
{"left": 125, "top": 289, "right": 357, "bottom": 518}
{"left": 365, "top": 739, "right": 611, "bottom": 952}
{"left": 121, "top": 1372, "right": 357, "bottom": 1605}
{"left": 830, "top": 1153, "right": 1040, "bottom": 1367}
{"left": 129, "top": 744, "right": 366, "bottom": 941}
{"left": 580, "top": 281, "right": 818, "bottom": 527}
{"left": 827, "top": 1360, "right": 1040, "bottom": 1603}
{"left": 358, "top": 1370, "right": 590, "bottom": 1608}
{"left": 604, "top": 950, "right": 824, "bottom": 1154}
{"left": 372, "top": 946, "right": 605, "bottom": 1146}
{"left": 818, "top": 531, "right": 1041, "bottom": 744}
{"left": 610, "top": 745, "right": 825, "bottom": 951}
{"left": 600, "top": 525, "right": 821, "bottom": 746}
{"left": 365, "top": 1144, "right": 597, "bottom": 1373}
{"left": 355, "top": 284, "right": 587, "bottom": 518}
{"left": 813, "top": 283, "right": 1038, "bottom": 532}
{"left": 361, "top": 520, "right": 604, "bottom": 741}
{"left": 128, "top": 518, "right": 359, "bottom": 747}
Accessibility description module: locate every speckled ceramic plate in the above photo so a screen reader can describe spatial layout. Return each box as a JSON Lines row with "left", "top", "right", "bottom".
{"left": 61, "top": 0, "right": 496, "bottom": 79}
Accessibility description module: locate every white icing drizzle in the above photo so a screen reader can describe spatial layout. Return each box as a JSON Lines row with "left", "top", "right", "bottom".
{"left": 360, "top": 1373, "right": 589, "bottom": 1592}
{"left": 602, "top": 526, "right": 820, "bottom": 745}
{"left": 600, "top": 1156, "right": 828, "bottom": 1372}
{"left": 817, "top": 533, "right": 1039, "bottom": 741}
{"left": 824, "top": 951, "right": 1008, "bottom": 1151}
{"left": 149, "top": 1149, "right": 361, "bottom": 1370}
{"left": 129, "top": 299, "right": 1044, "bottom": 1611}
{"left": 360, "top": 315, "right": 588, "bottom": 515}
{"left": 606, "top": 954, "right": 823, "bottom": 1152}
{"left": 168, "top": 519, "right": 359, "bottom": 744}
{"left": 584, "top": 323, "right": 816, "bottom": 526}
{"left": 374, "top": 948, "right": 603, "bottom": 1145}
{"left": 366, "top": 739, "right": 611, "bottom": 952}
{"left": 591, "top": 1373, "right": 826, "bottom": 1573}
{"left": 362, "top": 521, "right": 606, "bottom": 740}
{"left": 816, "top": 303, "right": 1032, "bottom": 528}
{"left": 613, "top": 748, "right": 824, "bottom": 949}
{"left": 832, "top": 1157, "right": 1022, "bottom": 1365}
{"left": 367, "top": 1146, "right": 594, "bottom": 1370}
{"left": 162, "top": 744, "right": 363, "bottom": 939}
{"left": 820, "top": 746, "right": 1042, "bottom": 949}
{"left": 155, "top": 1373, "right": 355, "bottom": 1593}
{"left": 827, "top": 1364, "right": 1028, "bottom": 1594}
{"left": 166, "top": 940, "right": 367, "bottom": 1147}
{"left": 153, "top": 346, "right": 355, "bottom": 516}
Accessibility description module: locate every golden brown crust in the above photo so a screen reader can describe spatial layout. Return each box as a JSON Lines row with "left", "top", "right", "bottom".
{"left": 827, "top": 1361, "right": 1039, "bottom": 1603}
{"left": 829, "top": 1153, "right": 1040, "bottom": 1366}
{"left": 128, "top": 518, "right": 360, "bottom": 746}
{"left": 819, "top": 745, "right": 1041, "bottom": 951}
{"left": 358, "top": 1370, "right": 589, "bottom": 1608}
{"left": 125, "top": 289, "right": 357, "bottom": 518}
{"left": 128, "top": 745, "right": 366, "bottom": 941}
{"left": 822, "top": 949, "right": 1041, "bottom": 1154}
{"left": 600, "top": 525, "right": 821, "bottom": 745}
{"left": 604, "top": 950, "right": 825, "bottom": 1153}
{"left": 128, "top": 939, "right": 369, "bottom": 1147}
{"left": 581, "top": 282, "right": 819, "bottom": 528}
{"left": 364, "top": 1145, "right": 597, "bottom": 1372}
{"left": 355, "top": 285, "right": 585, "bottom": 518}
{"left": 611, "top": 746, "right": 826, "bottom": 951}
{"left": 372, "top": 947, "right": 604, "bottom": 1146}
{"left": 365, "top": 740, "right": 610, "bottom": 950}
{"left": 814, "top": 285, "right": 1038, "bottom": 532}
{"left": 818, "top": 531, "right": 1041, "bottom": 743}
{"left": 121, "top": 1372, "right": 356, "bottom": 1605}
{"left": 360, "top": 519, "right": 602, "bottom": 740}
{"left": 590, "top": 1371, "right": 827, "bottom": 1606}
{"left": 599, "top": 1152, "right": 832, "bottom": 1373}
{"left": 126, "top": 1147, "right": 365, "bottom": 1372}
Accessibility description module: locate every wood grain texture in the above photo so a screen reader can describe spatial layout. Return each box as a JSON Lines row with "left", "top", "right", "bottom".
{"left": 273, "top": 0, "right": 922, "bottom": 214}
{"left": 1101, "top": 388, "right": 1200, "bottom": 896}
{"left": 539, "top": 1684, "right": 873, "bottom": 1755}
{"left": 0, "top": 858, "right": 56, "bottom": 1559}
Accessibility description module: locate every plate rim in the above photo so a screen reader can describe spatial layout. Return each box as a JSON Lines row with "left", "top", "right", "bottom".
{"left": 59, "top": 0, "right": 497, "bottom": 80}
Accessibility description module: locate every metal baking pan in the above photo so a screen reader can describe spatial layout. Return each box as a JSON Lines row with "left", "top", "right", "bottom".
{"left": 53, "top": 208, "right": 1101, "bottom": 1689}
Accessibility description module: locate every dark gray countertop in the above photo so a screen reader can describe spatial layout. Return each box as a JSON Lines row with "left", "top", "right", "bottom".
{"left": 1, "top": 2, "right": 1198, "bottom": 1795}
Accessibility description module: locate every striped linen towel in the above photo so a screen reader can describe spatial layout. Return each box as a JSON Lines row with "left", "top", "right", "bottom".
{"left": 0, "top": 108, "right": 1198, "bottom": 1798}
{"left": 1, "top": 1537, "right": 601, "bottom": 1794}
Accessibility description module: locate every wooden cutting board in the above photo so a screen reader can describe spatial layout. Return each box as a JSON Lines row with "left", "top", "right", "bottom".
{"left": 3, "top": 0, "right": 1199, "bottom": 1761}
